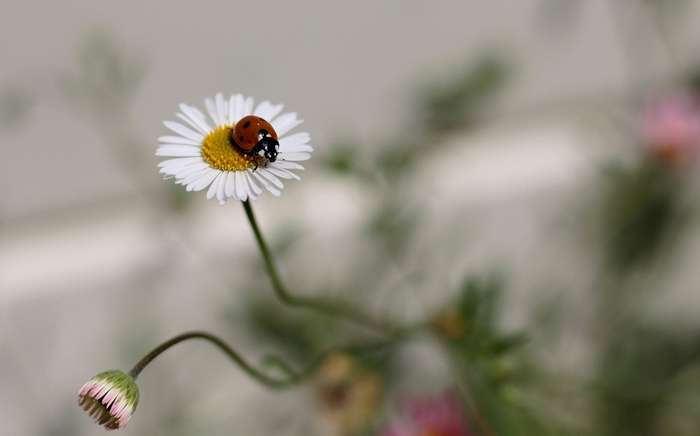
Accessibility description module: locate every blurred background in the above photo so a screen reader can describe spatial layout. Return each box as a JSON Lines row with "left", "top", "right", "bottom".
{"left": 3, "top": 1, "right": 700, "bottom": 435}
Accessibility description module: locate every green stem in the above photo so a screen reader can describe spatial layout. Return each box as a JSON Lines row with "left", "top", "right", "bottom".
{"left": 241, "top": 200, "right": 399, "bottom": 335}
{"left": 128, "top": 331, "right": 299, "bottom": 388}
{"left": 128, "top": 331, "right": 398, "bottom": 389}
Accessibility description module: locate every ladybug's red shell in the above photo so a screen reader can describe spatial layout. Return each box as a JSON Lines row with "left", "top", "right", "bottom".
{"left": 233, "top": 115, "right": 278, "bottom": 152}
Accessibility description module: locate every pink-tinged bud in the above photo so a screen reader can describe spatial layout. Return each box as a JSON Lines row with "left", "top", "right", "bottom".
{"left": 78, "top": 370, "right": 139, "bottom": 430}
{"left": 383, "top": 392, "right": 472, "bottom": 436}
{"left": 641, "top": 93, "right": 700, "bottom": 165}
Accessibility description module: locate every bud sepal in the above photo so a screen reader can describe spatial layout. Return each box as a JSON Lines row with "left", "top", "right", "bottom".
{"left": 78, "top": 370, "right": 139, "bottom": 430}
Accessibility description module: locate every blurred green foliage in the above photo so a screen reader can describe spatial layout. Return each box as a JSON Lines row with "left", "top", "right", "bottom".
{"left": 594, "top": 323, "right": 700, "bottom": 436}
{"left": 366, "top": 201, "right": 418, "bottom": 256}
{"left": 317, "top": 53, "right": 512, "bottom": 288}
{"left": 240, "top": 36, "right": 700, "bottom": 435}
{"left": 599, "top": 159, "right": 685, "bottom": 272}
{"left": 418, "top": 56, "right": 509, "bottom": 135}
{"left": 437, "top": 276, "right": 558, "bottom": 436}
{"left": 58, "top": 31, "right": 191, "bottom": 212}
{"left": 60, "top": 30, "right": 146, "bottom": 116}
{"left": 242, "top": 296, "right": 341, "bottom": 361}
{"left": 321, "top": 54, "right": 510, "bottom": 180}
{"left": 323, "top": 139, "right": 358, "bottom": 176}
{"left": 0, "top": 85, "right": 33, "bottom": 129}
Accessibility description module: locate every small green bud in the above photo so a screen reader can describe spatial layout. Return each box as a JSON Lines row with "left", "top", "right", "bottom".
{"left": 77, "top": 370, "right": 139, "bottom": 430}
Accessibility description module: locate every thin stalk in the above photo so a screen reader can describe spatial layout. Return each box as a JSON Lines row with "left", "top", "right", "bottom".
{"left": 128, "top": 331, "right": 299, "bottom": 388}
{"left": 241, "top": 200, "right": 399, "bottom": 335}
{"left": 128, "top": 331, "right": 397, "bottom": 389}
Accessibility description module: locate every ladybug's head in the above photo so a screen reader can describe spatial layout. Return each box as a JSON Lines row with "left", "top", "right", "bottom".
{"left": 257, "top": 129, "right": 279, "bottom": 162}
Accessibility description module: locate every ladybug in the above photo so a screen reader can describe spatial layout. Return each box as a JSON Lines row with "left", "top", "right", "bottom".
{"left": 230, "top": 115, "right": 279, "bottom": 164}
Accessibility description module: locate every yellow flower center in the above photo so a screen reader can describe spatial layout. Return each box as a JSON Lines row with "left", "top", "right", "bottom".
{"left": 201, "top": 125, "right": 264, "bottom": 171}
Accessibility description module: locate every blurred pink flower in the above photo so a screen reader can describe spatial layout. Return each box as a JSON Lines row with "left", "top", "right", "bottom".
{"left": 383, "top": 392, "right": 472, "bottom": 436}
{"left": 641, "top": 93, "right": 700, "bottom": 164}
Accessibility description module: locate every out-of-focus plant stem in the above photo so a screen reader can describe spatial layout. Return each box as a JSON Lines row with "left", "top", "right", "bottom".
{"left": 129, "top": 331, "right": 399, "bottom": 389}
{"left": 242, "top": 200, "right": 404, "bottom": 337}
{"left": 129, "top": 331, "right": 299, "bottom": 388}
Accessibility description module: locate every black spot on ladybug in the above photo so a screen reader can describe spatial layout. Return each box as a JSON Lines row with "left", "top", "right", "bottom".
{"left": 243, "top": 121, "right": 251, "bottom": 128}
{"left": 239, "top": 136, "right": 245, "bottom": 142}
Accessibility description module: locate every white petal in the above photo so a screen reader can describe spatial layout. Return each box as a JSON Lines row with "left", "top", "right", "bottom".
{"left": 266, "top": 104, "right": 284, "bottom": 122}
{"left": 174, "top": 163, "right": 210, "bottom": 179}
{"left": 273, "top": 160, "right": 305, "bottom": 171}
{"left": 216, "top": 93, "right": 227, "bottom": 125}
{"left": 253, "top": 101, "right": 272, "bottom": 119}
{"left": 178, "top": 166, "right": 210, "bottom": 184}
{"left": 156, "top": 145, "right": 201, "bottom": 157}
{"left": 243, "top": 96, "right": 254, "bottom": 117}
{"left": 217, "top": 171, "right": 227, "bottom": 203}
{"left": 158, "top": 157, "right": 201, "bottom": 169}
{"left": 205, "top": 97, "right": 221, "bottom": 126}
{"left": 235, "top": 171, "right": 249, "bottom": 201}
{"left": 164, "top": 121, "right": 204, "bottom": 142}
{"left": 257, "top": 168, "right": 284, "bottom": 188}
{"left": 233, "top": 94, "right": 245, "bottom": 122}
{"left": 279, "top": 152, "right": 311, "bottom": 161}
{"left": 161, "top": 162, "right": 205, "bottom": 177}
{"left": 179, "top": 167, "right": 210, "bottom": 185}
{"left": 279, "top": 144, "right": 313, "bottom": 153}
{"left": 254, "top": 101, "right": 284, "bottom": 121}
{"left": 279, "top": 132, "right": 310, "bottom": 148}
{"left": 227, "top": 95, "right": 237, "bottom": 124}
{"left": 176, "top": 113, "right": 208, "bottom": 135}
{"left": 245, "top": 171, "right": 262, "bottom": 196}
{"left": 156, "top": 142, "right": 200, "bottom": 149}
{"left": 189, "top": 169, "right": 219, "bottom": 192}
{"left": 271, "top": 113, "right": 302, "bottom": 136}
{"left": 179, "top": 104, "right": 211, "bottom": 133}
{"left": 159, "top": 166, "right": 181, "bottom": 176}
{"left": 158, "top": 135, "right": 199, "bottom": 146}
{"left": 253, "top": 172, "right": 281, "bottom": 196}
{"left": 267, "top": 165, "right": 301, "bottom": 180}
{"left": 225, "top": 171, "right": 236, "bottom": 198}
{"left": 207, "top": 172, "right": 223, "bottom": 200}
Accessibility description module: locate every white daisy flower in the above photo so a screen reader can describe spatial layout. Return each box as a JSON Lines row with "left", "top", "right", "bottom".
{"left": 156, "top": 93, "right": 313, "bottom": 203}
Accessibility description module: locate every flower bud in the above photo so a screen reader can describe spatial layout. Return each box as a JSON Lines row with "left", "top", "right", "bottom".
{"left": 78, "top": 370, "right": 139, "bottom": 430}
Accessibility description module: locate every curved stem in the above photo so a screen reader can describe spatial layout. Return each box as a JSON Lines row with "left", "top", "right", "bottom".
{"left": 241, "top": 200, "right": 399, "bottom": 335}
{"left": 128, "top": 331, "right": 398, "bottom": 389}
{"left": 128, "top": 331, "right": 300, "bottom": 388}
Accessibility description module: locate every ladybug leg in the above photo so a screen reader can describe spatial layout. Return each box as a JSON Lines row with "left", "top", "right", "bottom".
{"left": 247, "top": 142, "right": 265, "bottom": 171}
